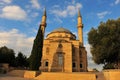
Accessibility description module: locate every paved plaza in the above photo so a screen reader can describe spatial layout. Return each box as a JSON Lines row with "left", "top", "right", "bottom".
{"left": 0, "top": 74, "right": 34, "bottom": 80}
{"left": 0, "top": 72, "right": 105, "bottom": 80}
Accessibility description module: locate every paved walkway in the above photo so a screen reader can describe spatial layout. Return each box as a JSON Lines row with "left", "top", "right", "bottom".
{"left": 0, "top": 74, "right": 34, "bottom": 80}
{"left": 0, "top": 72, "right": 106, "bottom": 80}
{"left": 95, "top": 72, "right": 105, "bottom": 80}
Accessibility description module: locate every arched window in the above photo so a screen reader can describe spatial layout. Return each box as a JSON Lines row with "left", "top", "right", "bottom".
{"left": 58, "top": 43, "right": 63, "bottom": 48}
{"left": 72, "top": 62, "right": 76, "bottom": 68}
{"left": 45, "top": 61, "right": 48, "bottom": 67}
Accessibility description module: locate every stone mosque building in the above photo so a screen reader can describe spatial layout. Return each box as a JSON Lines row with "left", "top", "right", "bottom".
{"left": 39, "top": 9, "right": 88, "bottom": 72}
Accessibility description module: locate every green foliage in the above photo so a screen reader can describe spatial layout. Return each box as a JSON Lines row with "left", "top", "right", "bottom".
{"left": 0, "top": 46, "right": 15, "bottom": 66}
{"left": 93, "top": 68, "right": 99, "bottom": 72}
{"left": 0, "top": 46, "right": 29, "bottom": 68}
{"left": 29, "top": 26, "right": 43, "bottom": 70}
{"left": 88, "top": 18, "right": 120, "bottom": 69}
{"left": 103, "top": 63, "right": 115, "bottom": 69}
{"left": 15, "top": 52, "right": 29, "bottom": 68}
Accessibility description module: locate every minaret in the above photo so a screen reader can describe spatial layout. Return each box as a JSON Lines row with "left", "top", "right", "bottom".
{"left": 77, "top": 9, "right": 83, "bottom": 46}
{"left": 40, "top": 8, "right": 47, "bottom": 35}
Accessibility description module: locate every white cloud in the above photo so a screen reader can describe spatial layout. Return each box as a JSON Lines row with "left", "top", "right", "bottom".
{"left": 54, "top": 16, "right": 63, "bottom": 23}
{"left": 50, "top": 2, "right": 82, "bottom": 17}
{"left": 51, "top": 10, "right": 67, "bottom": 17}
{"left": 115, "top": 0, "right": 120, "bottom": 4}
{"left": 52, "top": 5, "right": 60, "bottom": 8}
{"left": 30, "top": 0, "right": 41, "bottom": 9}
{"left": 0, "top": 0, "right": 12, "bottom": 6}
{"left": 31, "top": 12, "right": 39, "bottom": 18}
{"left": 0, "top": 5, "right": 27, "bottom": 20}
{"left": 0, "top": 0, "right": 12, "bottom": 4}
{"left": 67, "top": 5, "right": 76, "bottom": 16}
{"left": 97, "top": 11, "right": 111, "bottom": 19}
{"left": 0, "top": 29, "right": 34, "bottom": 56}
{"left": 85, "top": 44, "right": 92, "bottom": 57}
{"left": 76, "top": 3, "right": 82, "bottom": 9}
{"left": 110, "top": 0, "right": 120, "bottom": 6}
{"left": 72, "top": 0, "right": 75, "bottom": 4}
{"left": 85, "top": 44, "right": 103, "bottom": 71}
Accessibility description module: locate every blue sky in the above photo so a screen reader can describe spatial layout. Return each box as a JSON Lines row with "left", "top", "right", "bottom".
{"left": 0, "top": 0, "right": 120, "bottom": 70}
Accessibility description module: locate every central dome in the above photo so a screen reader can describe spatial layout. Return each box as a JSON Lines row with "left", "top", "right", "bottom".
{"left": 46, "top": 27, "right": 76, "bottom": 40}
{"left": 51, "top": 27, "right": 72, "bottom": 33}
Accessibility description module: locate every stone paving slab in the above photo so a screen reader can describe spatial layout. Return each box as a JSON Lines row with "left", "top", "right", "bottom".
{"left": 0, "top": 72, "right": 106, "bottom": 80}
{"left": 0, "top": 74, "right": 34, "bottom": 80}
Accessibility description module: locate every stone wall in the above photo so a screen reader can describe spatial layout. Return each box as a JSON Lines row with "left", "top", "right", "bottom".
{"left": 103, "top": 69, "right": 120, "bottom": 80}
{"left": 35, "top": 72, "right": 96, "bottom": 80}
{"left": 7, "top": 70, "right": 25, "bottom": 77}
{"left": 24, "top": 71, "right": 41, "bottom": 78}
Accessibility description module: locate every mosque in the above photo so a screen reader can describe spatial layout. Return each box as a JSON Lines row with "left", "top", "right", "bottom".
{"left": 39, "top": 9, "right": 88, "bottom": 72}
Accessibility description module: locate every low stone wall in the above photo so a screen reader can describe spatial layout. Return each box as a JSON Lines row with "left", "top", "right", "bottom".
{"left": 103, "top": 69, "right": 120, "bottom": 80}
{"left": 35, "top": 72, "right": 96, "bottom": 80}
{"left": 7, "top": 70, "right": 26, "bottom": 77}
{"left": 24, "top": 71, "right": 41, "bottom": 78}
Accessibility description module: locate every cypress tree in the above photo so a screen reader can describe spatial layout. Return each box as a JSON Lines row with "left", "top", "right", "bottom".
{"left": 29, "top": 25, "right": 43, "bottom": 70}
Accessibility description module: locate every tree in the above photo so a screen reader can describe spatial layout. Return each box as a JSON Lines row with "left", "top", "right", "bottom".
{"left": 93, "top": 68, "right": 99, "bottom": 72}
{"left": 88, "top": 18, "right": 120, "bottom": 69}
{"left": 29, "top": 25, "right": 43, "bottom": 70}
{"left": 103, "top": 63, "right": 115, "bottom": 69}
{"left": 0, "top": 46, "right": 15, "bottom": 66}
{"left": 15, "top": 52, "right": 29, "bottom": 68}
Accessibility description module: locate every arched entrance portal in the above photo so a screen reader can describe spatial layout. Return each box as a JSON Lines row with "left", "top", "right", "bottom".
{"left": 57, "top": 52, "right": 64, "bottom": 72}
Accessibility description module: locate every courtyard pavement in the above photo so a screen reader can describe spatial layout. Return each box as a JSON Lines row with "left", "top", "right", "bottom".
{"left": 0, "top": 72, "right": 105, "bottom": 80}
{"left": 0, "top": 74, "right": 34, "bottom": 80}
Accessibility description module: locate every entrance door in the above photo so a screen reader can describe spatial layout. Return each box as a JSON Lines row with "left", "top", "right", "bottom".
{"left": 58, "top": 53, "right": 64, "bottom": 72}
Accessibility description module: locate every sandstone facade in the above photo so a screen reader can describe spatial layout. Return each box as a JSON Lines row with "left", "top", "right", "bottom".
{"left": 39, "top": 9, "right": 87, "bottom": 72}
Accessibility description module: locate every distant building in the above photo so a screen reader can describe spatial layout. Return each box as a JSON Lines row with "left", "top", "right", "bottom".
{"left": 39, "top": 9, "right": 88, "bottom": 72}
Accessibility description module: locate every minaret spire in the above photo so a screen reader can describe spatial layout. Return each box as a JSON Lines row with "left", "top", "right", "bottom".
{"left": 40, "top": 8, "right": 47, "bottom": 36}
{"left": 77, "top": 9, "right": 83, "bottom": 46}
{"left": 43, "top": 8, "right": 46, "bottom": 16}
{"left": 78, "top": 9, "right": 81, "bottom": 17}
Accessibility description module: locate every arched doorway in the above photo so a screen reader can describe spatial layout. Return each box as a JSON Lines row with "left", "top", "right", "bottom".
{"left": 57, "top": 52, "right": 64, "bottom": 72}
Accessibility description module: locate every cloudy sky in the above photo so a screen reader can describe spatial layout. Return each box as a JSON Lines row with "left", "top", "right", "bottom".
{"left": 0, "top": 0, "right": 120, "bottom": 70}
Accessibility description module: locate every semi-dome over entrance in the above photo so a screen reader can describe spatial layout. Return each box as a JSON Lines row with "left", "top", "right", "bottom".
{"left": 46, "top": 27, "right": 76, "bottom": 40}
